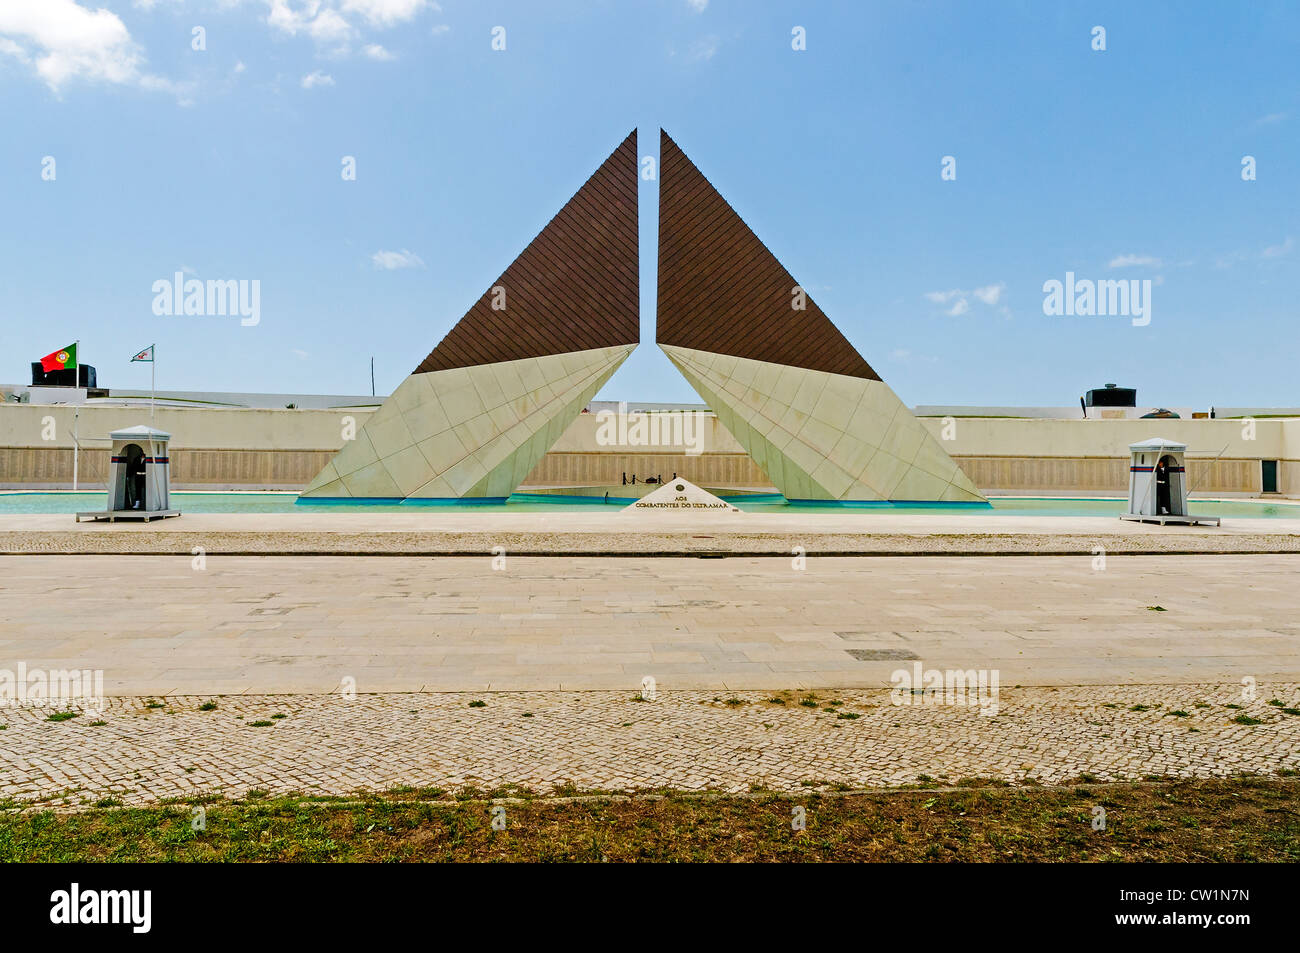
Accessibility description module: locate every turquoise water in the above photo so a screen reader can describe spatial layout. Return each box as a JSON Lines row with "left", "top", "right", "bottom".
{"left": 2, "top": 491, "right": 1297, "bottom": 518}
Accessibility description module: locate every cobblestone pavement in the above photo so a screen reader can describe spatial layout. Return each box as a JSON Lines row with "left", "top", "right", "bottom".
{"left": 2, "top": 685, "right": 1297, "bottom": 807}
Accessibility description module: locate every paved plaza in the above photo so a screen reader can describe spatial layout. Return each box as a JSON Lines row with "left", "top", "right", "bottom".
{"left": 2, "top": 510, "right": 1299, "bottom": 556}
{"left": 1, "top": 554, "right": 1299, "bottom": 692}
{"left": 3, "top": 552, "right": 1298, "bottom": 805}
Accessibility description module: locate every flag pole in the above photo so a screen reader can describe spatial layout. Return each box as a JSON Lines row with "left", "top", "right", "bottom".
{"left": 73, "top": 339, "right": 80, "bottom": 491}
{"left": 151, "top": 344, "right": 156, "bottom": 422}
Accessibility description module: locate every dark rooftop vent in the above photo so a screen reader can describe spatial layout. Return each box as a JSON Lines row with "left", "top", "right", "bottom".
{"left": 1085, "top": 383, "right": 1136, "bottom": 407}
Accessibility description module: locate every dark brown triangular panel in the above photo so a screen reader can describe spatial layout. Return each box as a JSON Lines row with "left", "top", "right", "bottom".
{"left": 656, "top": 130, "right": 879, "bottom": 381}
{"left": 415, "top": 130, "right": 639, "bottom": 374}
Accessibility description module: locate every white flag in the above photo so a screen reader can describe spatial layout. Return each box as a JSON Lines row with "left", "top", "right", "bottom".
{"left": 131, "top": 345, "right": 154, "bottom": 362}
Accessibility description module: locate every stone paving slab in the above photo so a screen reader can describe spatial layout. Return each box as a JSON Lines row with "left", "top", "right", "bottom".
{"left": 1, "top": 686, "right": 1296, "bottom": 808}
{"left": 2, "top": 511, "right": 1298, "bottom": 555}
{"left": 3, "top": 554, "right": 1299, "bottom": 693}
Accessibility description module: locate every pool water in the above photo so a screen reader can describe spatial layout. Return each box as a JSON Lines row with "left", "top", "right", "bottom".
{"left": 2, "top": 491, "right": 1297, "bottom": 518}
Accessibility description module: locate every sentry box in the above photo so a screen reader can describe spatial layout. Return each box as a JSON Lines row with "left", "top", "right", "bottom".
{"left": 75, "top": 425, "right": 180, "bottom": 522}
{"left": 1119, "top": 437, "right": 1219, "bottom": 527}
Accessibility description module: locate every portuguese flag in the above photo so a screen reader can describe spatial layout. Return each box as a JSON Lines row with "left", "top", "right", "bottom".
{"left": 40, "top": 343, "right": 77, "bottom": 372}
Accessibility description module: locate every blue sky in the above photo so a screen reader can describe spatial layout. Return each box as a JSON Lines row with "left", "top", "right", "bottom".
{"left": 2, "top": 0, "right": 1297, "bottom": 407}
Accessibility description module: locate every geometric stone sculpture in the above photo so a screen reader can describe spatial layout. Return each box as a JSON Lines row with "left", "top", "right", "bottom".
{"left": 302, "top": 131, "right": 640, "bottom": 500}
{"left": 657, "top": 130, "right": 984, "bottom": 503}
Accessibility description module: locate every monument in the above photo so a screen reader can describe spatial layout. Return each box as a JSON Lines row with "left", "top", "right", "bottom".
{"left": 656, "top": 130, "right": 984, "bottom": 504}
{"left": 300, "top": 131, "right": 640, "bottom": 500}
{"left": 300, "top": 127, "right": 983, "bottom": 505}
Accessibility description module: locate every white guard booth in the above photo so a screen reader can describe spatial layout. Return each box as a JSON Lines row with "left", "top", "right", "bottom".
{"left": 75, "top": 425, "right": 181, "bottom": 522}
{"left": 1119, "top": 437, "right": 1219, "bottom": 526}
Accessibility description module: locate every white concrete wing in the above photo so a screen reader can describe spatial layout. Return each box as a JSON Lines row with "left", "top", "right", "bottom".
{"left": 302, "top": 344, "right": 635, "bottom": 499}
{"left": 662, "top": 344, "right": 984, "bottom": 503}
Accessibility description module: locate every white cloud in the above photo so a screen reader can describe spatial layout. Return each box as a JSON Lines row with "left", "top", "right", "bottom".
{"left": 301, "top": 69, "right": 334, "bottom": 88}
{"left": 1253, "top": 111, "right": 1287, "bottom": 125}
{"left": 361, "top": 42, "right": 394, "bottom": 60}
{"left": 687, "top": 0, "right": 709, "bottom": 11}
{"left": 430, "top": 23, "right": 450, "bottom": 36}
{"left": 342, "top": 0, "right": 437, "bottom": 28}
{"left": 1262, "top": 236, "right": 1294, "bottom": 258}
{"left": 268, "top": 1, "right": 354, "bottom": 48}
{"left": 1216, "top": 238, "right": 1293, "bottom": 267}
{"left": 889, "top": 348, "right": 938, "bottom": 365}
{"left": 266, "top": 1, "right": 434, "bottom": 54}
{"left": 0, "top": 0, "right": 170, "bottom": 93}
{"left": 924, "top": 283, "right": 1004, "bottom": 316}
{"left": 371, "top": 249, "right": 425, "bottom": 270}
{"left": 1108, "top": 253, "right": 1162, "bottom": 268}
{"left": 689, "top": 35, "right": 719, "bottom": 61}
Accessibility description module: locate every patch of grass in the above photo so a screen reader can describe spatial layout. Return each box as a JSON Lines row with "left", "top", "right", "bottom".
{"left": 144, "top": 700, "right": 165, "bottom": 710}
{"left": 88, "top": 721, "right": 107, "bottom": 727}
{"left": 199, "top": 702, "right": 218, "bottom": 712}
{"left": 468, "top": 701, "right": 486, "bottom": 708}
{"left": 723, "top": 698, "right": 746, "bottom": 707}
{"left": 1167, "top": 710, "right": 1190, "bottom": 718}
{"left": 1129, "top": 705, "right": 1155, "bottom": 712}
{"left": 271, "top": 713, "right": 287, "bottom": 720}
{"left": 1225, "top": 704, "right": 1244, "bottom": 710}
{"left": 1231, "top": 714, "right": 1264, "bottom": 726}
{"left": 1145, "top": 605, "right": 1167, "bottom": 612}
{"left": 1281, "top": 708, "right": 1300, "bottom": 717}
{"left": 45, "top": 712, "right": 79, "bottom": 722}
{"left": 766, "top": 697, "right": 786, "bottom": 705}
{"left": 247, "top": 720, "right": 274, "bottom": 728}
{"left": 521, "top": 712, "right": 533, "bottom": 718}
{"left": 4, "top": 778, "right": 1296, "bottom": 862}
{"left": 837, "top": 712, "right": 860, "bottom": 720}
